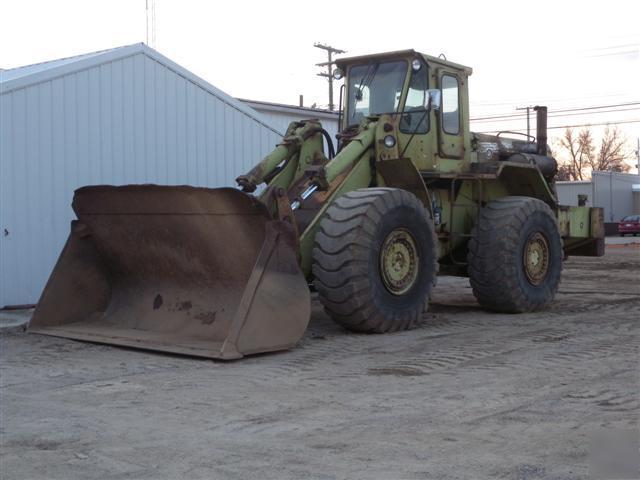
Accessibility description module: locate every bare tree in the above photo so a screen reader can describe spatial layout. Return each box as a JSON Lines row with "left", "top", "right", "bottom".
{"left": 555, "top": 163, "right": 573, "bottom": 181}
{"left": 587, "top": 126, "right": 631, "bottom": 173}
{"left": 557, "top": 128, "right": 591, "bottom": 180}
{"left": 556, "top": 125, "right": 632, "bottom": 179}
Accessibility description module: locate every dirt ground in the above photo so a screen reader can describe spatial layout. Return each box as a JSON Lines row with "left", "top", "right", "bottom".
{"left": 1, "top": 245, "right": 638, "bottom": 480}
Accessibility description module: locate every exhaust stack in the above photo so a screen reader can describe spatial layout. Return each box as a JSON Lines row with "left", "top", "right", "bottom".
{"left": 534, "top": 105, "right": 547, "bottom": 156}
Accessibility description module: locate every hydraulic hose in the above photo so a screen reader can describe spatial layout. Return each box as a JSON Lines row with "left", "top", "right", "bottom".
{"left": 320, "top": 128, "right": 336, "bottom": 159}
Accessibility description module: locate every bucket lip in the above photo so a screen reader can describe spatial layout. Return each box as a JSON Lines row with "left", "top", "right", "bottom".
{"left": 29, "top": 326, "right": 243, "bottom": 359}
{"left": 72, "top": 185, "right": 269, "bottom": 217}
{"left": 76, "top": 184, "right": 242, "bottom": 196}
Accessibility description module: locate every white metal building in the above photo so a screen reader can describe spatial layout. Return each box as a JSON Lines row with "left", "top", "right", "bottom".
{"left": 556, "top": 171, "right": 640, "bottom": 222}
{"left": 556, "top": 181, "right": 593, "bottom": 206}
{"left": 240, "top": 99, "right": 340, "bottom": 154}
{"left": 0, "top": 43, "right": 285, "bottom": 307}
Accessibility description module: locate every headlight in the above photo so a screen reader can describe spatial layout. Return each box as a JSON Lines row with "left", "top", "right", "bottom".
{"left": 333, "top": 68, "right": 344, "bottom": 80}
{"left": 412, "top": 59, "right": 422, "bottom": 71}
{"left": 383, "top": 135, "right": 396, "bottom": 148}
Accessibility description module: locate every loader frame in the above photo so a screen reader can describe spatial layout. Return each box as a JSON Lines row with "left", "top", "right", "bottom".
{"left": 251, "top": 50, "right": 604, "bottom": 275}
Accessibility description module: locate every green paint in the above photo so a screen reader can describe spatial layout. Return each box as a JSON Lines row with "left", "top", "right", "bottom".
{"left": 237, "top": 49, "right": 604, "bottom": 280}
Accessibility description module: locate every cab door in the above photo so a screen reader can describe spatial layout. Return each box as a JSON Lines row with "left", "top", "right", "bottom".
{"left": 395, "top": 58, "right": 436, "bottom": 171}
{"left": 436, "top": 69, "right": 464, "bottom": 159}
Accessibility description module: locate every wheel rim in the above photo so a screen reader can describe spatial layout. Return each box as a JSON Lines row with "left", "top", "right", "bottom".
{"left": 379, "top": 228, "right": 419, "bottom": 295}
{"left": 523, "top": 232, "right": 550, "bottom": 286}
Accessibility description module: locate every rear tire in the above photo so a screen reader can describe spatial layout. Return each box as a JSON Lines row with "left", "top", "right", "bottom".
{"left": 468, "top": 196, "right": 562, "bottom": 313}
{"left": 312, "top": 188, "right": 438, "bottom": 333}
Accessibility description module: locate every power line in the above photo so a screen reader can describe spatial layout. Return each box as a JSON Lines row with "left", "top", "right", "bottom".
{"left": 586, "top": 43, "right": 640, "bottom": 51}
{"left": 475, "top": 118, "right": 640, "bottom": 134}
{"left": 541, "top": 101, "right": 640, "bottom": 114}
{"left": 472, "top": 106, "right": 640, "bottom": 124}
{"left": 470, "top": 101, "right": 640, "bottom": 122}
{"left": 470, "top": 92, "right": 630, "bottom": 108}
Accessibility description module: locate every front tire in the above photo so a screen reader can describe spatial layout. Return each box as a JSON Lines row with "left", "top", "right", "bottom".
{"left": 468, "top": 196, "right": 562, "bottom": 312}
{"left": 312, "top": 188, "right": 438, "bottom": 333}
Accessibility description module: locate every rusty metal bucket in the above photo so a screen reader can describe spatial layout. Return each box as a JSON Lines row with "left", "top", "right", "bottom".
{"left": 29, "top": 186, "right": 310, "bottom": 359}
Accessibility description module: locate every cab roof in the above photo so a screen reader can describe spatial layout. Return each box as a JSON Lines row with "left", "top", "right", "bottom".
{"left": 335, "top": 49, "right": 473, "bottom": 75}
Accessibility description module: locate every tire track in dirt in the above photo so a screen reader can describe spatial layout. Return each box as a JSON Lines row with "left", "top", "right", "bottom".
{"left": 547, "top": 295, "right": 640, "bottom": 318}
{"left": 246, "top": 303, "right": 638, "bottom": 382}
{"left": 565, "top": 388, "right": 639, "bottom": 413}
{"left": 366, "top": 321, "right": 637, "bottom": 378}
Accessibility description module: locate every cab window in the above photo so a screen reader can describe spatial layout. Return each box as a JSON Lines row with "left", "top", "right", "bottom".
{"left": 347, "top": 60, "right": 407, "bottom": 126}
{"left": 441, "top": 74, "right": 460, "bottom": 135}
{"left": 400, "top": 62, "right": 429, "bottom": 134}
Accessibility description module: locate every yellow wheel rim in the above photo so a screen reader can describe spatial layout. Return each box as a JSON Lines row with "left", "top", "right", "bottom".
{"left": 523, "top": 232, "right": 550, "bottom": 286}
{"left": 379, "top": 228, "right": 419, "bottom": 295}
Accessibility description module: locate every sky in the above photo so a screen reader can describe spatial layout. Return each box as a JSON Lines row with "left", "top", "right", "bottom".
{"left": 1, "top": 0, "right": 639, "bottom": 170}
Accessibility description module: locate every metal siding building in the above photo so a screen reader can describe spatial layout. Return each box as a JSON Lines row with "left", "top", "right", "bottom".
{"left": 240, "top": 99, "right": 340, "bottom": 145}
{"left": 556, "top": 181, "right": 593, "bottom": 206}
{"left": 0, "top": 44, "right": 283, "bottom": 307}
{"left": 556, "top": 171, "right": 640, "bottom": 222}
{"left": 591, "top": 172, "right": 640, "bottom": 222}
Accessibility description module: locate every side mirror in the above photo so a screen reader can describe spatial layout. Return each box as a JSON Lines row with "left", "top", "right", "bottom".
{"left": 424, "top": 89, "right": 441, "bottom": 111}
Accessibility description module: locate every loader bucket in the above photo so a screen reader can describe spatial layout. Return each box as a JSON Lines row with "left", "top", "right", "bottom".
{"left": 29, "top": 186, "right": 310, "bottom": 359}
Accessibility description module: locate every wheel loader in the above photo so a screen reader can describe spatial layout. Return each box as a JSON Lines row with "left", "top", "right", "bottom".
{"left": 29, "top": 50, "right": 604, "bottom": 359}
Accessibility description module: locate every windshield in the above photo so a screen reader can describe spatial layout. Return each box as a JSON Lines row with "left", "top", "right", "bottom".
{"left": 346, "top": 60, "right": 407, "bottom": 126}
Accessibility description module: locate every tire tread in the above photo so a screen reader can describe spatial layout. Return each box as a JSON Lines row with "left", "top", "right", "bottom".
{"left": 313, "top": 188, "right": 437, "bottom": 333}
{"left": 467, "top": 196, "right": 562, "bottom": 312}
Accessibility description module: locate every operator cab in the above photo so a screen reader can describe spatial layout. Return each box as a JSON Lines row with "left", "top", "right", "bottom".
{"left": 334, "top": 50, "right": 473, "bottom": 168}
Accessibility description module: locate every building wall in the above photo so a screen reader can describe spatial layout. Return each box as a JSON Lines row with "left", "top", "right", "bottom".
{"left": 556, "top": 181, "right": 593, "bottom": 207}
{"left": 253, "top": 108, "right": 339, "bottom": 141}
{"left": 556, "top": 172, "right": 640, "bottom": 223}
{"left": 242, "top": 101, "right": 340, "bottom": 155}
{"left": 0, "top": 51, "right": 281, "bottom": 307}
{"left": 591, "top": 172, "right": 640, "bottom": 222}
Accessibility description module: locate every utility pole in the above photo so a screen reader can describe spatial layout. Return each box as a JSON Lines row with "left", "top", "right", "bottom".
{"left": 636, "top": 137, "right": 640, "bottom": 174}
{"left": 314, "top": 43, "right": 345, "bottom": 111}
{"left": 516, "top": 106, "right": 533, "bottom": 138}
{"left": 146, "top": 0, "right": 157, "bottom": 48}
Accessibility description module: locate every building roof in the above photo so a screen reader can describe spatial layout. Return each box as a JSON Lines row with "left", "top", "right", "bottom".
{"left": 240, "top": 98, "right": 340, "bottom": 120}
{"left": 557, "top": 171, "right": 640, "bottom": 185}
{"left": 556, "top": 180, "right": 592, "bottom": 185}
{"left": 0, "top": 46, "right": 127, "bottom": 83}
{"left": 0, "top": 43, "right": 280, "bottom": 135}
